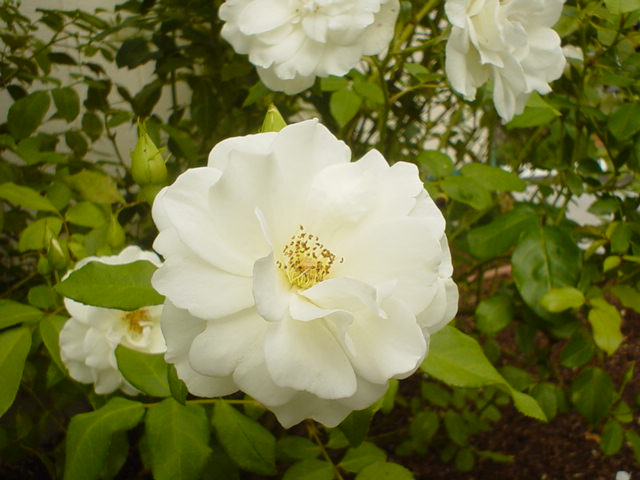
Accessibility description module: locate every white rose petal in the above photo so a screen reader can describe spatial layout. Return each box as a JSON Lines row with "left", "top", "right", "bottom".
{"left": 219, "top": 0, "right": 400, "bottom": 94}
{"left": 152, "top": 120, "right": 458, "bottom": 427}
{"left": 59, "top": 246, "right": 166, "bottom": 395}
{"left": 445, "top": 0, "right": 566, "bottom": 121}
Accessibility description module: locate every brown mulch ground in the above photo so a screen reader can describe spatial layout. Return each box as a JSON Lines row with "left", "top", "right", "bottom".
{"left": 399, "top": 307, "right": 640, "bottom": 480}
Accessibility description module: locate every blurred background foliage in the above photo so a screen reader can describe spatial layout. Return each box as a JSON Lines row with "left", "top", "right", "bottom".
{"left": 0, "top": 0, "right": 639, "bottom": 478}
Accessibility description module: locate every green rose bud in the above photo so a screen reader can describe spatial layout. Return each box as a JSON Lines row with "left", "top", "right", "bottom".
{"left": 37, "top": 255, "right": 52, "bottom": 276}
{"left": 107, "top": 215, "right": 125, "bottom": 250}
{"left": 47, "top": 237, "right": 70, "bottom": 271}
{"left": 260, "top": 104, "right": 287, "bottom": 133}
{"left": 130, "top": 119, "right": 167, "bottom": 186}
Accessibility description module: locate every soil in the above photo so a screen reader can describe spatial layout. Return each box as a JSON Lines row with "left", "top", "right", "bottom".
{"left": 396, "top": 307, "right": 640, "bottom": 480}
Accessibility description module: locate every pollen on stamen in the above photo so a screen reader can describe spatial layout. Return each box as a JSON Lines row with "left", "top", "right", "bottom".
{"left": 122, "top": 309, "right": 151, "bottom": 338}
{"left": 276, "top": 225, "right": 342, "bottom": 289}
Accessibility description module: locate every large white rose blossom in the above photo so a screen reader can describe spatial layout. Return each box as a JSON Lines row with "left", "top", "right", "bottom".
{"left": 218, "top": 0, "right": 400, "bottom": 94}
{"left": 445, "top": 0, "right": 566, "bottom": 122}
{"left": 59, "top": 246, "right": 166, "bottom": 395}
{"left": 152, "top": 120, "right": 458, "bottom": 427}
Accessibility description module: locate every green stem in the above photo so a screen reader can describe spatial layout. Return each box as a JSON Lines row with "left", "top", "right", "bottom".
{"left": 307, "top": 422, "right": 345, "bottom": 480}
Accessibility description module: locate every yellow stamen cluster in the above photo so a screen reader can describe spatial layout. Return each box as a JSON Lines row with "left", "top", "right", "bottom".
{"left": 122, "top": 308, "right": 151, "bottom": 337}
{"left": 277, "top": 225, "right": 342, "bottom": 289}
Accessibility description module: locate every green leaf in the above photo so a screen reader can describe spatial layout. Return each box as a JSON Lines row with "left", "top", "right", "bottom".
{"left": 39, "top": 315, "right": 67, "bottom": 371}
{"left": 440, "top": 176, "right": 492, "bottom": 210}
{"left": 605, "top": 0, "right": 640, "bottom": 13}
{"left": 64, "top": 397, "right": 144, "bottom": 480}
{"left": 460, "top": 164, "right": 526, "bottom": 192}
{"left": 277, "top": 436, "right": 321, "bottom": 461}
{"left": 540, "top": 287, "right": 585, "bottom": 313}
{"left": 338, "top": 407, "right": 375, "bottom": 448}
{"left": 8, "top": 90, "right": 50, "bottom": 139}
{"left": 531, "top": 382, "right": 560, "bottom": 421}
{"left": 608, "top": 103, "right": 640, "bottom": 141}
{"left": 167, "top": 363, "right": 188, "bottom": 405}
{"left": 420, "top": 382, "right": 451, "bottom": 407}
{"left": 330, "top": 88, "right": 362, "bottom": 128}
{"left": 354, "top": 81, "right": 384, "bottom": 105}
{"left": 455, "top": 448, "right": 475, "bottom": 472}
{"left": 475, "top": 294, "right": 513, "bottom": 335}
{"left": 512, "top": 226, "right": 582, "bottom": 320}
{"left": 0, "top": 182, "right": 59, "bottom": 213}
{"left": 405, "top": 63, "right": 435, "bottom": 82}
{"left": 560, "top": 333, "right": 594, "bottom": 368}
{"left": 66, "top": 201, "right": 107, "bottom": 227}
{"left": 51, "top": 87, "right": 80, "bottom": 122}
{"left": 320, "top": 76, "right": 349, "bottom": 92}
{"left": 28, "top": 285, "right": 57, "bottom": 309}
{"left": 570, "top": 367, "right": 614, "bottom": 425}
{"left": 421, "top": 326, "right": 546, "bottom": 421}
{"left": 466, "top": 206, "right": 537, "bottom": 260}
{"left": 417, "top": 151, "right": 454, "bottom": 178}
{"left": 0, "top": 328, "right": 31, "bottom": 418}
{"left": 610, "top": 285, "right": 640, "bottom": 313}
{"left": 18, "top": 217, "right": 63, "bottom": 252}
{"left": 81, "top": 111, "right": 103, "bottom": 141}
{"left": 282, "top": 459, "right": 334, "bottom": 480}
{"left": 603, "top": 256, "right": 621, "bottom": 272}
{"left": 160, "top": 124, "right": 199, "bottom": 164}
{"left": 626, "top": 430, "right": 640, "bottom": 463}
{"left": 339, "top": 442, "right": 387, "bottom": 473}
{"left": 507, "top": 92, "right": 561, "bottom": 128}
{"left": 146, "top": 398, "right": 211, "bottom": 480}
{"left": 600, "top": 420, "right": 623, "bottom": 455}
{"left": 116, "top": 37, "right": 150, "bottom": 69}
{"left": 0, "top": 300, "right": 43, "bottom": 329}
{"left": 587, "top": 298, "right": 623, "bottom": 355}
{"left": 260, "top": 104, "right": 287, "bottom": 133}
{"left": 444, "top": 411, "right": 468, "bottom": 446}
{"left": 409, "top": 410, "right": 440, "bottom": 444}
{"left": 65, "top": 170, "right": 124, "bottom": 204}
{"left": 115, "top": 345, "right": 170, "bottom": 397}
{"left": 213, "top": 401, "right": 276, "bottom": 475}
{"left": 356, "top": 461, "right": 415, "bottom": 480}
{"left": 55, "top": 260, "right": 163, "bottom": 310}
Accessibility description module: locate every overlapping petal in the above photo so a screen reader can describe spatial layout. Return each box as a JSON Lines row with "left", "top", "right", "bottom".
{"left": 59, "top": 246, "right": 166, "bottom": 395}
{"left": 219, "top": 0, "right": 400, "bottom": 94}
{"left": 445, "top": 0, "right": 566, "bottom": 121}
{"left": 154, "top": 120, "right": 458, "bottom": 427}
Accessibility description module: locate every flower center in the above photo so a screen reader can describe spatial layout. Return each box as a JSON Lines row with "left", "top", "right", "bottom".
{"left": 277, "top": 225, "right": 342, "bottom": 289}
{"left": 121, "top": 308, "right": 152, "bottom": 338}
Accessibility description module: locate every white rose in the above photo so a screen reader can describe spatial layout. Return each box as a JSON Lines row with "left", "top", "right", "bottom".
{"left": 59, "top": 246, "right": 166, "bottom": 395}
{"left": 152, "top": 119, "right": 458, "bottom": 427}
{"left": 445, "top": 0, "right": 566, "bottom": 121}
{"left": 219, "top": 0, "right": 400, "bottom": 94}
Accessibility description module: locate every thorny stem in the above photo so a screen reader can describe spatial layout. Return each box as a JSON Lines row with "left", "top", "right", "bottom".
{"left": 307, "top": 421, "right": 345, "bottom": 480}
{"left": 0, "top": 272, "right": 38, "bottom": 299}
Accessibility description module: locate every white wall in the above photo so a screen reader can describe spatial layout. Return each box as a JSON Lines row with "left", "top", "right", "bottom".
{"left": 4, "top": 0, "right": 179, "bottom": 166}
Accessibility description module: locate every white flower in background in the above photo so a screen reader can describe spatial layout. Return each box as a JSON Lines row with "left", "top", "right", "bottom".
{"left": 152, "top": 119, "right": 458, "bottom": 427}
{"left": 445, "top": 0, "right": 566, "bottom": 121}
{"left": 218, "top": 0, "right": 400, "bottom": 94}
{"left": 59, "top": 246, "right": 166, "bottom": 395}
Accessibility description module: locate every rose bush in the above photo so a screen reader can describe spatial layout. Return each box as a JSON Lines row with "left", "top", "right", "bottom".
{"left": 59, "top": 246, "right": 166, "bottom": 395}
{"left": 219, "top": 0, "right": 400, "bottom": 94}
{"left": 152, "top": 119, "right": 458, "bottom": 427}
{"left": 445, "top": 0, "right": 566, "bottom": 121}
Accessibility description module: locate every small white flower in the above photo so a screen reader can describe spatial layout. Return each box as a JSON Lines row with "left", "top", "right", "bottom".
{"left": 59, "top": 246, "right": 166, "bottom": 395}
{"left": 445, "top": 0, "right": 566, "bottom": 121}
{"left": 218, "top": 0, "right": 400, "bottom": 94}
{"left": 152, "top": 119, "right": 458, "bottom": 427}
